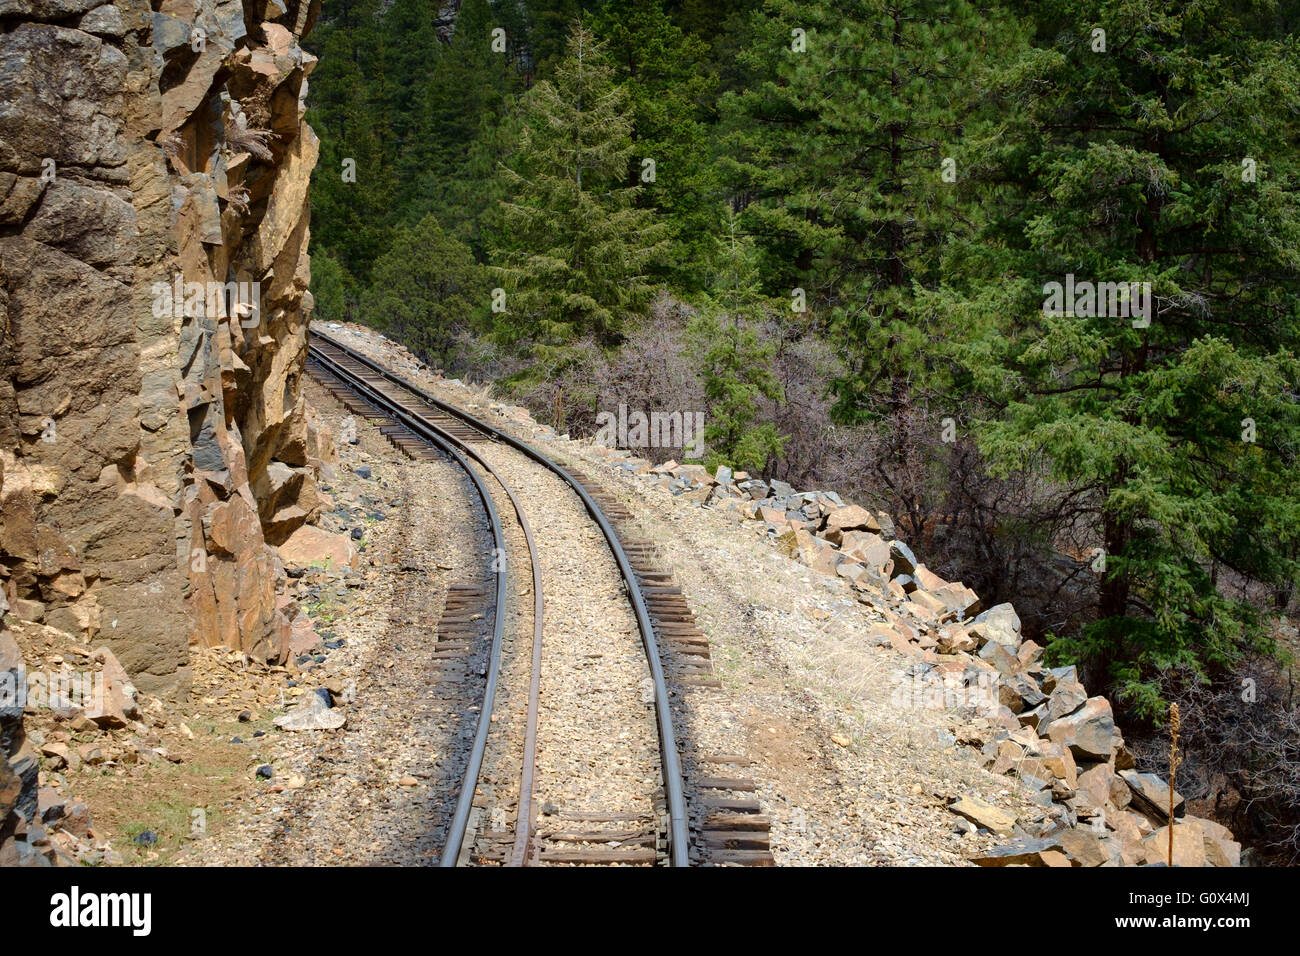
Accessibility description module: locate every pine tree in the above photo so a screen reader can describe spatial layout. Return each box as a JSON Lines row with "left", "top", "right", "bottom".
{"left": 362, "top": 214, "right": 489, "bottom": 369}
{"left": 309, "top": 252, "right": 353, "bottom": 323}
{"left": 491, "top": 23, "right": 668, "bottom": 376}
{"left": 305, "top": 0, "right": 402, "bottom": 287}
{"left": 721, "top": 0, "right": 1022, "bottom": 422}
{"left": 523, "top": 0, "right": 584, "bottom": 74}
{"left": 378, "top": 0, "right": 443, "bottom": 146}
{"left": 592, "top": 0, "right": 722, "bottom": 289}
{"left": 690, "top": 208, "right": 787, "bottom": 471}
{"left": 402, "top": 0, "right": 520, "bottom": 255}
{"left": 937, "top": 0, "right": 1300, "bottom": 715}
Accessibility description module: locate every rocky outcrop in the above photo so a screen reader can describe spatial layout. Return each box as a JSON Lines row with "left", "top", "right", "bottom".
{"left": 0, "top": 0, "right": 325, "bottom": 705}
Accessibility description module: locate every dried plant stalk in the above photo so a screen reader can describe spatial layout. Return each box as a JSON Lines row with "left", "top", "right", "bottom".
{"left": 1168, "top": 703, "right": 1182, "bottom": 866}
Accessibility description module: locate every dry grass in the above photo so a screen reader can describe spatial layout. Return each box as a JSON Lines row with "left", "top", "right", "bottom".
{"left": 224, "top": 111, "right": 274, "bottom": 162}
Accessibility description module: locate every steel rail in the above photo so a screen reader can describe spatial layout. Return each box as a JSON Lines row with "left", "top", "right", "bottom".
{"left": 311, "top": 330, "right": 691, "bottom": 867}
{"left": 306, "top": 346, "right": 519, "bottom": 867}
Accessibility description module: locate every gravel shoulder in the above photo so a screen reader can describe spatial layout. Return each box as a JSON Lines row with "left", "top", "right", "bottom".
{"left": 186, "top": 375, "right": 489, "bottom": 865}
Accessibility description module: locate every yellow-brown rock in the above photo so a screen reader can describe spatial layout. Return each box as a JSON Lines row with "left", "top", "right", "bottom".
{"left": 0, "top": 0, "right": 324, "bottom": 691}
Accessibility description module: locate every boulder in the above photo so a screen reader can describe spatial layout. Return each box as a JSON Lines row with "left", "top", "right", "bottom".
{"left": 1006, "top": 672, "right": 1047, "bottom": 710}
{"left": 839, "top": 530, "right": 892, "bottom": 569}
{"left": 277, "top": 524, "right": 359, "bottom": 570}
{"left": 1055, "top": 827, "right": 1107, "bottom": 867}
{"left": 1046, "top": 696, "right": 1115, "bottom": 761}
{"left": 948, "top": 794, "right": 1017, "bottom": 835}
{"left": 912, "top": 564, "right": 947, "bottom": 590}
{"left": 776, "top": 528, "right": 838, "bottom": 575}
{"left": 905, "top": 589, "right": 947, "bottom": 621}
{"left": 968, "top": 603, "right": 1021, "bottom": 650}
{"left": 1188, "top": 815, "right": 1241, "bottom": 867}
{"left": 674, "top": 464, "right": 711, "bottom": 485}
{"left": 1037, "top": 741, "right": 1079, "bottom": 791}
{"left": 1017, "top": 703, "right": 1047, "bottom": 730}
{"left": 931, "top": 582, "right": 981, "bottom": 619}
{"left": 1040, "top": 665, "right": 1078, "bottom": 693}
{"left": 1121, "top": 770, "right": 1184, "bottom": 822}
{"left": 1111, "top": 811, "right": 1149, "bottom": 866}
{"left": 936, "top": 626, "right": 977, "bottom": 655}
{"left": 1143, "top": 821, "right": 1207, "bottom": 867}
{"left": 967, "top": 836, "right": 1064, "bottom": 867}
{"left": 1075, "top": 762, "right": 1118, "bottom": 812}
{"left": 1017, "top": 640, "right": 1044, "bottom": 668}
{"left": 86, "top": 646, "right": 141, "bottom": 729}
{"left": 888, "top": 540, "right": 918, "bottom": 577}
{"left": 1042, "top": 677, "right": 1088, "bottom": 728}
{"left": 978, "top": 639, "right": 1020, "bottom": 677}
{"left": 987, "top": 738, "right": 1023, "bottom": 775}
{"left": 821, "top": 504, "right": 880, "bottom": 543}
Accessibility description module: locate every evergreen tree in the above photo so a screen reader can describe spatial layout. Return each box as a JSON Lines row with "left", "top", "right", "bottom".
{"left": 522, "top": 0, "right": 584, "bottom": 73}
{"left": 592, "top": 0, "right": 722, "bottom": 289}
{"left": 309, "top": 252, "right": 353, "bottom": 323}
{"left": 721, "top": 0, "right": 1021, "bottom": 422}
{"left": 305, "top": 0, "right": 402, "bottom": 287}
{"left": 402, "top": 0, "right": 520, "bottom": 255}
{"left": 363, "top": 214, "right": 489, "bottom": 369}
{"left": 491, "top": 23, "right": 668, "bottom": 376}
{"left": 690, "top": 207, "right": 787, "bottom": 471}
{"left": 377, "top": 0, "right": 443, "bottom": 145}
{"left": 936, "top": 0, "right": 1300, "bottom": 715}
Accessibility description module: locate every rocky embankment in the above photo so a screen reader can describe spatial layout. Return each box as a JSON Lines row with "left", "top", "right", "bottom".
{"left": 583, "top": 454, "right": 1240, "bottom": 867}
{"left": 2, "top": 0, "right": 327, "bottom": 864}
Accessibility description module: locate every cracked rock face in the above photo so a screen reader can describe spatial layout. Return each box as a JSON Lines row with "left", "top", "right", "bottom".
{"left": 0, "top": 0, "right": 325, "bottom": 707}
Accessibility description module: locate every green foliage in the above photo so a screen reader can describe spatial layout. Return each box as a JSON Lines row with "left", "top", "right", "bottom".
{"left": 491, "top": 24, "right": 668, "bottom": 375}
{"left": 689, "top": 309, "right": 786, "bottom": 472}
{"left": 304, "top": 0, "right": 401, "bottom": 289}
{"left": 309, "top": 252, "right": 353, "bottom": 323}
{"left": 689, "top": 209, "right": 787, "bottom": 471}
{"left": 720, "top": 0, "right": 1025, "bottom": 424}
{"left": 401, "top": 0, "right": 521, "bottom": 258}
{"left": 362, "top": 215, "right": 489, "bottom": 368}
{"left": 939, "top": 0, "right": 1300, "bottom": 713}
{"left": 592, "top": 0, "right": 722, "bottom": 289}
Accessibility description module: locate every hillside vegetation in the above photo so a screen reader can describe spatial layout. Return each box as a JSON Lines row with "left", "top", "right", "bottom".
{"left": 304, "top": 0, "right": 1300, "bottom": 857}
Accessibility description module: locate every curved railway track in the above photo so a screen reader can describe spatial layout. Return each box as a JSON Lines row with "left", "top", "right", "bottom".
{"left": 307, "top": 331, "right": 691, "bottom": 867}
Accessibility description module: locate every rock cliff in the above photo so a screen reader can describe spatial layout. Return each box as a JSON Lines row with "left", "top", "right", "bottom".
{"left": 1, "top": 0, "right": 324, "bottom": 860}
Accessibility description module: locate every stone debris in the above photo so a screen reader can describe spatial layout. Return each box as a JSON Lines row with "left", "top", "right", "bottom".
{"left": 273, "top": 688, "right": 346, "bottom": 732}
{"left": 571, "top": 451, "right": 1239, "bottom": 866}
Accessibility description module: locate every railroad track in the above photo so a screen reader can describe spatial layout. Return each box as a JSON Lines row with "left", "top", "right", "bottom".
{"left": 307, "top": 332, "right": 697, "bottom": 866}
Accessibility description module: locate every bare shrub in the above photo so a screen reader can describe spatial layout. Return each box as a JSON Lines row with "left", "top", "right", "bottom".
{"left": 1141, "top": 655, "right": 1300, "bottom": 862}
{"left": 487, "top": 295, "right": 709, "bottom": 458}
